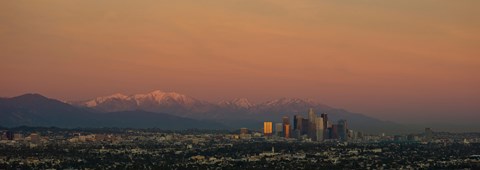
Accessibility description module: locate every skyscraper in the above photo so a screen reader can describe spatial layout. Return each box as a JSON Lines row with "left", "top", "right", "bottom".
{"left": 284, "top": 124, "right": 290, "bottom": 138}
{"left": 293, "top": 115, "right": 303, "bottom": 131}
{"left": 321, "top": 113, "right": 329, "bottom": 139}
{"left": 275, "top": 123, "right": 283, "bottom": 137}
{"left": 307, "top": 108, "right": 317, "bottom": 140}
{"left": 338, "top": 119, "right": 348, "bottom": 141}
{"left": 293, "top": 115, "right": 303, "bottom": 139}
{"left": 263, "top": 122, "right": 273, "bottom": 136}
{"left": 301, "top": 118, "right": 309, "bottom": 135}
{"left": 282, "top": 116, "right": 290, "bottom": 138}
{"left": 308, "top": 108, "right": 316, "bottom": 124}
{"left": 315, "top": 117, "right": 324, "bottom": 141}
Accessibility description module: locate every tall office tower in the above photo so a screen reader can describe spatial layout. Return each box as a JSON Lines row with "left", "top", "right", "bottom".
{"left": 308, "top": 108, "right": 316, "bottom": 123}
{"left": 282, "top": 116, "right": 290, "bottom": 138}
{"left": 293, "top": 115, "right": 303, "bottom": 139}
{"left": 284, "top": 124, "right": 291, "bottom": 138}
{"left": 293, "top": 115, "right": 297, "bottom": 130}
{"left": 326, "top": 122, "right": 333, "bottom": 139}
{"left": 293, "top": 115, "right": 303, "bottom": 131}
{"left": 337, "top": 119, "right": 348, "bottom": 141}
{"left": 315, "top": 117, "right": 324, "bottom": 141}
{"left": 275, "top": 123, "right": 283, "bottom": 137}
{"left": 321, "top": 113, "right": 329, "bottom": 139}
{"left": 301, "top": 118, "right": 309, "bottom": 135}
{"left": 307, "top": 108, "right": 317, "bottom": 139}
{"left": 263, "top": 122, "right": 273, "bottom": 136}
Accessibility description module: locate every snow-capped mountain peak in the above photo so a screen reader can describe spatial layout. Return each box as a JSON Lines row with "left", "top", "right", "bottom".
{"left": 263, "top": 98, "right": 317, "bottom": 106}
{"left": 80, "top": 90, "right": 201, "bottom": 109}
{"left": 138, "top": 90, "right": 197, "bottom": 105}
{"left": 84, "top": 93, "right": 129, "bottom": 107}
{"left": 74, "top": 91, "right": 331, "bottom": 118}
{"left": 219, "top": 98, "right": 254, "bottom": 108}
{"left": 231, "top": 98, "right": 254, "bottom": 108}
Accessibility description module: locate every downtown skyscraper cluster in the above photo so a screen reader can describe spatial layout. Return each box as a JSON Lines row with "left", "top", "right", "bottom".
{"left": 264, "top": 109, "right": 349, "bottom": 142}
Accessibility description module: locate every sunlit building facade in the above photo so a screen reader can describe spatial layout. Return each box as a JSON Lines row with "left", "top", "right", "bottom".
{"left": 263, "top": 122, "right": 273, "bottom": 136}
{"left": 282, "top": 116, "right": 290, "bottom": 138}
{"left": 284, "top": 124, "right": 290, "bottom": 138}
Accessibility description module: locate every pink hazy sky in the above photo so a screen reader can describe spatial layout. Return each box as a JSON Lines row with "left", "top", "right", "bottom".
{"left": 1, "top": 0, "right": 479, "bottom": 123}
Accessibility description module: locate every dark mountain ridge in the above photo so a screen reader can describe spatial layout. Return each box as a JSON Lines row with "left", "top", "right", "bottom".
{"left": 0, "top": 94, "right": 225, "bottom": 129}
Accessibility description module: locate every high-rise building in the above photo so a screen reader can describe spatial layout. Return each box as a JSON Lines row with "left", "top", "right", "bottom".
{"left": 284, "top": 124, "right": 290, "bottom": 138}
{"left": 301, "top": 118, "right": 309, "bottom": 135}
{"left": 338, "top": 119, "right": 348, "bottom": 141}
{"left": 282, "top": 116, "right": 290, "bottom": 138}
{"left": 293, "top": 115, "right": 303, "bottom": 131}
{"left": 263, "top": 122, "right": 273, "bottom": 136}
{"left": 275, "top": 123, "right": 283, "bottom": 137}
{"left": 293, "top": 115, "right": 303, "bottom": 139}
{"left": 315, "top": 117, "right": 324, "bottom": 141}
{"left": 308, "top": 108, "right": 316, "bottom": 123}
{"left": 307, "top": 108, "right": 317, "bottom": 140}
{"left": 321, "top": 113, "right": 329, "bottom": 139}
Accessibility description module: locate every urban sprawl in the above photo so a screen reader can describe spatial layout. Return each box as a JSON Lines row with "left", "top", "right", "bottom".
{"left": 1, "top": 109, "right": 480, "bottom": 169}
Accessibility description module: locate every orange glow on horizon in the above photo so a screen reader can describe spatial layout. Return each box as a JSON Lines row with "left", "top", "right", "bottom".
{"left": 0, "top": 0, "right": 479, "bottom": 123}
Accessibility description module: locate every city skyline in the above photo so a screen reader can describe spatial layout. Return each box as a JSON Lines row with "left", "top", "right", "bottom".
{"left": 2, "top": 125, "right": 479, "bottom": 169}
{"left": 1, "top": 1, "right": 479, "bottom": 169}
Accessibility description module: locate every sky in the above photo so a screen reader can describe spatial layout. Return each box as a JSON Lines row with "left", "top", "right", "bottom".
{"left": 1, "top": 0, "right": 479, "bottom": 124}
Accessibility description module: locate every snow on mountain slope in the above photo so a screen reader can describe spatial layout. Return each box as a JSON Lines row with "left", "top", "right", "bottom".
{"left": 84, "top": 93, "right": 130, "bottom": 107}
{"left": 79, "top": 90, "right": 201, "bottom": 108}
{"left": 74, "top": 91, "right": 335, "bottom": 116}
{"left": 218, "top": 98, "right": 254, "bottom": 109}
{"left": 70, "top": 90, "right": 402, "bottom": 133}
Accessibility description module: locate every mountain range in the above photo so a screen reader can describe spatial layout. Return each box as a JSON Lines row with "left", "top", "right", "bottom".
{"left": 1, "top": 90, "right": 405, "bottom": 133}
{"left": 0, "top": 94, "right": 225, "bottom": 129}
